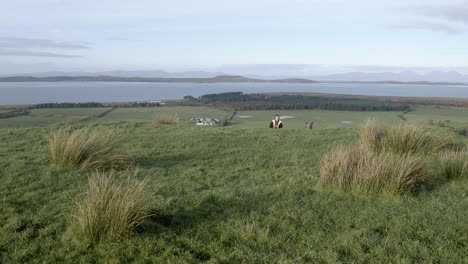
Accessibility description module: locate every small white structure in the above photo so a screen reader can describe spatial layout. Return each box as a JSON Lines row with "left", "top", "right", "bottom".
{"left": 190, "top": 117, "right": 220, "bottom": 126}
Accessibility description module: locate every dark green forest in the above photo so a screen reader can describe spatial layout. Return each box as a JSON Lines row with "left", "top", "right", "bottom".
{"left": 196, "top": 92, "right": 411, "bottom": 111}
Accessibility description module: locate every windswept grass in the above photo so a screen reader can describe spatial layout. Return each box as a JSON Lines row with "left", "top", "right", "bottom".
{"left": 68, "top": 171, "right": 151, "bottom": 245}
{"left": 439, "top": 147, "right": 468, "bottom": 180}
{"left": 320, "top": 145, "right": 428, "bottom": 195}
{"left": 154, "top": 114, "right": 179, "bottom": 125}
{"left": 360, "top": 120, "right": 451, "bottom": 155}
{"left": 49, "top": 126, "right": 132, "bottom": 170}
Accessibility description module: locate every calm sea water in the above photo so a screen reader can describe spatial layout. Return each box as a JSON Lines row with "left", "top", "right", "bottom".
{"left": 1, "top": 81, "right": 468, "bottom": 105}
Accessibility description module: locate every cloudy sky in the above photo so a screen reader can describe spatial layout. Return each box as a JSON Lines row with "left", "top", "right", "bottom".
{"left": 1, "top": 0, "right": 468, "bottom": 75}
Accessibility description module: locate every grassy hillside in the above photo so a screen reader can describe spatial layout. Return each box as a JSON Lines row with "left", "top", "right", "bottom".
{"left": 0, "top": 123, "right": 467, "bottom": 263}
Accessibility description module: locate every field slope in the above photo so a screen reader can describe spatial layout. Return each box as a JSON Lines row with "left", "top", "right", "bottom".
{"left": 0, "top": 123, "right": 467, "bottom": 263}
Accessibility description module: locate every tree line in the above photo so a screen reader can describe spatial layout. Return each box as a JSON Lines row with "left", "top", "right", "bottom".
{"left": 194, "top": 92, "right": 411, "bottom": 112}
{"left": 30, "top": 101, "right": 161, "bottom": 109}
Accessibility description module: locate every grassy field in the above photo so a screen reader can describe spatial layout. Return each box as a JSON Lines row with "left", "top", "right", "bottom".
{"left": 0, "top": 115, "right": 76, "bottom": 128}
{"left": 98, "top": 106, "right": 227, "bottom": 123}
{"left": 233, "top": 107, "right": 468, "bottom": 129}
{"left": 405, "top": 107, "right": 468, "bottom": 128}
{"left": 232, "top": 110, "right": 402, "bottom": 129}
{"left": 2, "top": 106, "right": 467, "bottom": 131}
{"left": 0, "top": 121, "right": 467, "bottom": 263}
{"left": 29, "top": 108, "right": 111, "bottom": 117}
{"left": 0, "top": 108, "right": 112, "bottom": 129}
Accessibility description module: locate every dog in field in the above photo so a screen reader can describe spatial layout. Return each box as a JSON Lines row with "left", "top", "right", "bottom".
{"left": 305, "top": 121, "right": 313, "bottom": 129}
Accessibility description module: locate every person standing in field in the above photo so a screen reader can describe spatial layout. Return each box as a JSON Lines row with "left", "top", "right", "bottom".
{"left": 270, "top": 114, "right": 283, "bottom": 128}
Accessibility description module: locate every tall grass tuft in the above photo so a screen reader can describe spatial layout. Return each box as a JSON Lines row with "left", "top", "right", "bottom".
{"left": 360, "top": 120, "right": 450, "bottom": 155}
{"left": 49, "top": 127, "right": 132, "bottom": 170}
{"left": 320, "top": 145, "right": 428, "bottom": 195}
{"left": 68, "top": 171, "right": 151, "bottom": 245}
{"left": 359, "top": 120, "right": 387, "bottom": 152}
{"left": 439, "top": 147, "right": 468, "bottom": 180}
{"left": 155, "top": 114, "right": 179, "bottom": 125}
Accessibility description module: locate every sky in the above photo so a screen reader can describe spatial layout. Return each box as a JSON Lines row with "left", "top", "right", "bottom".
{"left": 1, "top": 0, "right": 468, "bottom": 75}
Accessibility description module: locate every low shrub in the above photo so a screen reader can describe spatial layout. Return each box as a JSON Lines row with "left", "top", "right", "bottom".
{"left": 68, "top": 171, "right": 151, "bottom": 245}
{"left": 439, "top": 147, "right": 468, "bottom": 180}
{"left": 49, "top": 126, "right": 132, "bottom": 170}
{"left": 320, "top": 145, "right": 428, "bottom": 195}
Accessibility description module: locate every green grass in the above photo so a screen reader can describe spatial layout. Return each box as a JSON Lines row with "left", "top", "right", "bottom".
{"left": 0, "top": 123, "right": 467, "bottom": 263}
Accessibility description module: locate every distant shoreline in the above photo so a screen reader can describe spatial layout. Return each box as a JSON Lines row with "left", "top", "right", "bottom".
{"left": 2, "top": 91, "right": 468, "bottom": 109}
{"left": 0, "top": 75, "right": 465, "bottom": 86}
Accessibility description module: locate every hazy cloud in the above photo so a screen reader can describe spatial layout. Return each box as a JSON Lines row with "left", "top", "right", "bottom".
{"left": 388, "top": 21, "right": 464, "bottom": 34}
{"left": 0, "top": 49, "right": 83, "bottom": 58}
{"left": 0, "top": 37, "right": 87, "bottom": 58}
{"left": 109, "top": 37, "right": 129, "bottom": 41}
{"left": 222, "top": 64, "right": 323, "bottom": 71}
{"left": 414, "top": 4, "right": 468, "bottom": 25}
{"left": 219, "top": 64, "right": 468, "bottom": 75}
{"left": 0, "top": 37, "right": 89, "bottom": 50}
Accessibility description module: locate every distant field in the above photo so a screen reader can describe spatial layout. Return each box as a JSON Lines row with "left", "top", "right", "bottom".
{"left": 0, "top": 108, "right": 111, "bottom": 128}
{"left": 98, "top": 106, "right": 228, "bottom": 122}
{"left": 233, "top": 109, "right": 403, "bottom": 129}
{"left": 0, "top": 106, "right": 227, "bottom": 128}
{"left": 0, "top": 115, "right": 72, "bottom": 128}
{"left": 29, "top": 107, "right": 111, "bottom": 117}
{"left": 0, "top": 106, "right": 467, "bottom": 130}
{"left": 233, "top": 107, "right": 468, "bottom": 129}
{"left": 405, "top": 107, "right": 468, "bottom": 128}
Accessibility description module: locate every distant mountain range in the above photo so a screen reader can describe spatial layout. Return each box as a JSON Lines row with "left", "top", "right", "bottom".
{"left": 0, "top": 75, "right": 319, "bottom": 84}
{"left": 0, "top": 70, "right": 225, "bottom": 78}
{"left": 1, "top": 69, "right": 468, "bottom": 84}
{"left": 308, "top": 71, "right": 468, "bottom": 83}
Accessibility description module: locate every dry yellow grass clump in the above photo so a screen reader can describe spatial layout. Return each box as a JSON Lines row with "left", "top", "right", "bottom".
{"left": 155, "top": 114, "right": 179, "bottom": 125}
{"left": 318, "top": 120, "right": 456, "bottom": 195}
{"left": 320, "top": 145, "right": 428, "bottom": 195}
{"left": 49, "top": 126, "right": 132, "bottom": 170}
{"left": 439, "top": 147, "right": 468, "bottom": 180}
{"left": 360, "top": 120, "right": 451, "bottom": 155}
{"left": 68, "top": 171, "right": 151, "bottom": 245}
